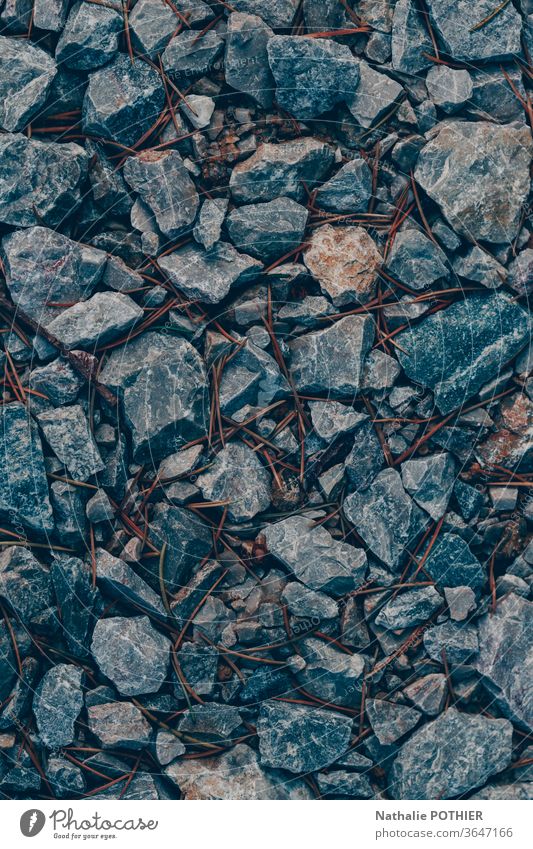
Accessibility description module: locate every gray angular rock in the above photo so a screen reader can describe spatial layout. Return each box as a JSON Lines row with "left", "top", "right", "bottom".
{"left": 130, "top": 0, "right": 213, "bottom": 59}
{"left": 91, "top": 616, "right": 170, "bottom": 696}
{"left": 414, "top": 121, "right": 532, "bottom": 244}
{"left": 155, "top": 731, "right": 186, "bottom": 766}
{"left": 267, "top": 35, "right": 360, "bottom": 120}
{"left": 33, "top": 665, "right": 83, "bottom": 750}
{"left": 33, "top": 0, "right": 68, "bottom": 31}
{"left": 29, "top": 359, "right": 84, "bottom": 407}
{"left": 422, "top": 532, "right": 485, "bottom": 593}
{"left": 426, "top": 65, "right": 473, "bottom": 114}
{"left": 218, "top": 336, "right": 290, "bottom": 414}
{"left": 55, "top": 2, "right": 122, "bottom": 71}
{"left": 263, "top": 514, "right": 367, "bottom": 596}
{"left": 95, "top": 549, "right": 166, "bottom": 618}
{"left": 46, "top": 756, "right": 85, "bottom": 798}
{"left": 474, "top": 593, "right": 532, "bottom": 731}
{"left": 391, "top": 0, "right": 433, "bottom": 74}
{"left": 166, "top": 742, "right": 311, "bottom": 799}
{"left": 366, "top": 699, "right": 421, "bottom": 744}
{"left": 396, "top": 293, "right": 531, "bottom": 415}
{"left": 177, "top": 642, "right": 219, "bottom": 697}
{"left": 425, "top": 0, "right": 523, "bottom": 62}
{"left": 0, "top": 547, "right": 52, "bottom": 625}
{"left": 282, "top": 582, "right": 338, "bottom": 620}
{"left": 49, "top": 480, "right": 87, "bottom": 546}
{"left": 0, "top": 36, "right": 56, "bottom": 132}
{"left": 45, "top": 291, "right": 143, "bottom": 351}
{"left": 179, "top": 704, "right": 242, "bottom": 740}
{"left": 2, "top": 226, "right": 107, "bottom": 326}
{"left": 309, "top": 401, "right": 367, "bottom": 442}
{"left": 375, "top": 587, "right": 443, "bottom": 630}
{"left": 0, "top": 133, "right": 88, "bottom": 228}
{"left": 149, "top": 503, "right": 213, "bottom": 592}
{"left": 362, "top": 349, "right": 401, "bottom": 392}
{"left": 85, "top": 489, "right": 113, "bottom": 523}
{"left": 197, "top": 442, "right": 271, "bottom": 523}
{"left": 180, "top": 94, "right": 215, "bottom": 129}
{"left": 304, "top": 225, "right": 382, "bottom": 306}
{"left": 289, "top": 315, "right": 374, "bottom": 397}
{"left": 162, "top": 29, "right": 224, "bottom": 82}
{"left": 123, "top": 149, "right": 199, "bottom": 239}
{"left": 51, "top": 555, "right": 96, "bottom": 657}
{"left": 401, "top": 453, "right": 455, "bottom": 520}
{"left": 344, "top": 420, "right": 385, "bottom": 490}
{"left": 453, "top": 246, "right": 507, "bottom": 290}
{"left": 257, "top": 702, "right": 352, "bottom": 773}
{"left": 193, "top": 198, "right": 228, "bottom": 250}
{"left": 423, "top": 620, "right": 479, "bottom": 664}
{"left": 315, "top": 156, "right": 372, "bottom": 214}
{"left": 122, "top": 336, "right": 210, "bottom": 462}
{"left": 230, "top": 138, "right": 334, "bottom": 204}
{"left": 159, "top": 242, "right": 261, "bottom": 304}
{"left": 83, "top": 54, "right": 165, "bottom": 147}
{"left": 234, "top": 0, "right": 298, "bottom": 28}
{"left": 37, "top": 405, "right": 104, "bottom": 482}
{"left": 445, "top": 586, "right": 476, "bottom": 622}
{"left": 346, "top": 60, "right": 403, "bottom": 129}
{"left": 226, "top": 197, "right": 308, "bottom": 264}
{"left": 316, "top": 770, "right": 374, "bottom": 798}
{"left": 297, "top": 637, "right": 366, "bottom": 706}
{"left": 468, "top": 66, "right": 526, "bottom": 124}
{"left": 0, "top": 402, "right": 54, "bottom": 535}
{"left": 225, "top": 12, "right": 275, "bottom": 109}
{"left": 385, "top": 229, "right": 448, "bottom": 291}
{"left": 87, "top": 701, "right": 152, "bottom": 749}
{"left": 343, "top": 469, "right": 424, "bottom": 568}
{"left": 404, "top": 673, "right": 447, "bottom": 716}
{"left": 0, "top": 0, "right": 34, "bottom": 33}
{"left": 389, "top": 708, "right": 513, "bottom": 799}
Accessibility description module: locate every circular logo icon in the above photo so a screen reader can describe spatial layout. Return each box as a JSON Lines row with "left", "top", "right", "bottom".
{"left": 20, "top": 810, "right": 46, "bottom": 837}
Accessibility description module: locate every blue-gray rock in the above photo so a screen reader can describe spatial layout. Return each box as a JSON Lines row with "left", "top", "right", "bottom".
{"left": 282, "top": 582, "right": 338, "bottom": 620}
{"left": 316, "top": 770, "right": 374, "bottom": 798}
{"left": 83, "top": 54, "right": 165, "bottom": 147}
{"left": 218, "top": 337, "right": 289, "bottom": 415}
{"left": 366, "top": 699, "right": 421, "bottom": 744}
{"left": 389, "top": 707, "right": 513, "bottom": 799}
{"left": 375, "top": 586, "right": 443, "bottom": 630}
{"left": 315, "top": 156, "right": 372, "bottom": 214}
{"left": 45, "top": 291, "right": 143, "bottom": 351}
{"left": 303, "top": 0, "right": 354, "bottom": 29}
{"left": 29, "top": 359, "right": 84, "bottom": 407}
{"left": 95, "top": 548, "right": 166, "bottom": 618}
{"left": 454, "top": 480, "right": 484, "bottom": 521}
{"left": 230, "top": 138, "right": 334, "bottom": 204}
{"left": 159, "top": 242, "right": 262, "bottom": 304}
{"left": 0, "top": 36, "right": 56, "bottom": 132}
{"left": 289, "top": 315, "right": 374, "bottom": 397}
{"left": 346, "top": 60, "right": 403, "bottom": 129}
{"left": 452, "top": 246, "right": 507, "bottom": 290}
{"left": 91, "top": 616, "right": 170, "bottom": 696}
{"left": 235, "top": 0, "right": 298, "bottom": 28}
{"left": 257, "top": 701, "right": 352, "bottom": 773}
{"left": 344, "top": 420, "right": 385, "bottom": 491}
{"left": 297, "top": 637, "right": 366, "bottom": 706}
{"left": 385, "top": 229, "right": 448, "bottom": 290}
{"left": 401, "top": 453, "right": 455, "bottom": 520}
{"left": 422, "top": 532, "right": 485, "bottom": 594}
{"left": 193, "top": 198, "right": 228, "bottom": 250}
{"left": 226, "top": 197, "right": 308, "bottom": 264}
{"left": 155, "top": 730, "right": 186, "bottom": 765}
{"left": 37, "top": 404, "right": 104, "bottom": 482}
{"left": 0, "top": 133, "right": 88, "bottom": 228}
{"left": 225, "top": 12, "right": 275, "bottom": 109}
{"left": 33, "top": 664, "right": 83, "bottom": 749}
{"left": 343, "top": 469, "right": 425, "bottom": 568}
{"left": 55, "top": 2, "right": 122, "bottom": 70}
{"left": 49, "top": 479, "right": 87, "bottom": 546}
{"left": 179, "top": 704, "right": 242, "bottom": 740}
{"left": 423, "top": 620, "right": 479, "bottom": 664}
{"left": 2, "top": 226, "right": 107, "bottom": 326}
{"left": 267, "top": 35, "right": 360, "bottom": 120}
{"left": 0, "top": 546, "right": 53, "bottom": 626}
{"left": 51, "top": 555, "right": 97, "bottom": 657}
{"left": 149, "top": 503, "right": 213, "bottom": 592}
{"left": 425, "top": 0, "right": 523, "bottom": 62}
{"left": 263, "top": 514, "right": 367, "bottom": 596}
{"left": 33, "top": 0, "right": 68, "bottom": 31}
{"left": 123, "top": 149, "right": 199, "bottom": 240}
{"left": 426, "top": 65, "right": 473, "bottom": 114}
{"left": 507, "top": 249, "right": 533, "bottom": 297}
{"left": 87, "top": 701, "right": 152, "bottom": 749}
{"left": 414, "top": 121, "right": 532, "bottom": 244}
{"left": 391, "top": 0, "right": 433, "bottom": 74}
{"left": 468, "top": 66, "right": 526, "bottom": 124}
{"left": 122, "top": 336, "right": 209, "bottom": 462}
{"left": 197, "top": 442, "right": 271, "bottom": 523}
{"left": 474, "top": 593, "right": 532, "bottom": 731}
{"left": 163, "top": 29, "right": 224, "bottom": 82}
{"left": 403, "top": 673, "right": 447, "bottom": 716}
{"left": 0, "top": 0, "right": 34, "bottom": 33}
{"left": 309, "top": 402, "right": 367, "bottom": 442}
{"left": 130, "top": 0, "right": 213, "bottom": 59}
{"left": 46, "top": 756, "right": 85, "bottom": 798}
{"left": 396, "top": 293, "right": 530, "bottom": 415}
{"left": 87, "top": 140, "right": 132, "bottom": 215}
{"left": 177, "top": 642, "right": 219, "bottom": 698}
{"left": 0, "top": 403, "right": 54, "bottom": 535}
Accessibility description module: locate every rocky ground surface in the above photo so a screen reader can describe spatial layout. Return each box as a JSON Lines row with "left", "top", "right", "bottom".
{"left": 0, "top": 0, "right": 532, "bottom": 801}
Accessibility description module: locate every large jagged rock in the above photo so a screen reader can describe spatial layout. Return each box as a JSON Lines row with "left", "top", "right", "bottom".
{"left": 415, "top": 121, "right": 532, "bottom": 244}
{"left": 0, "top": 36, "right": 57, "bottom": 132}
{"left": 400, "top": 453, "right": 455, "bottom": 520}
{"left": 0, "top": 403, "right": 54, "bottom": 535}
{"left": 83, "top": 54, "right": 165, "bottom": 147}
{"left": 263, "top": 514, "right": 367, "bottom": 595}
{"left": 226, "top": 197, "right": 308, "bottom": 264}
{"left": 2, "top": 226, "right": 107, "bottom": 326}
{"left": 388, "top": 708, "right": 513, "bottom": 799}
{"left": 225, "top": 12, "right": 275, "bottom": 109}
{"left": 162, "top": 29, "right": 224, "bottom": 82}
{"left": 0, "top": 547, "right": 52, "bottom": 625}
{"left": 33, "top": 665, "right": 83, "bottom": 749}
{"left": 148, "top": 503, "right": 213, "bottom": 592}
{"left": 474, "top": 594, "right": 533, "bottom": 731}
{"left": 197, "top": 442, "right": 272, "bottom": 523}
{"left": 346, "top": 60, "right": 403, "bottom": 128}
{"left": 91, "top": 616, "right": 170, "bottom": 696}
{"left": 396, "top": 293, "right": 531, "bottom": 415}
{"left": 55, "top": 1, "right": 122, "bottom": 71}
{"left": 391, "top": 0, "right": 432, "bottom": 74}
{"left": 159, "top": 243, "right": 262, "bottom": 304}
{"left": 289, "top": 315, "right": 375, "bottom": 397}
{"left": 87, "top": 702, "right": 152, "bottom": 749}
{"left": 267, "top": 35, "right": 360, "bottom": 119}
{"left": 425, "top": 0, "right": 523, "bottom": 62}
{"left": 0, "top": 133, "right": 88, "bottom": 228}
{"left": 304, "top": 225, "right": 381, "bottom": 306}
{"left": 95, "top": 549, "right": 167, "bottom": 618}
{"left": 37, "top": 405, "right": 105, "bottom": 482}
{"left": 315, "top": 156, "right": 372, "bottom": 214}
{"left": 375, "top": 587, "right": 443, "bottom": 630}
{"left": 366, "top": 699, "right": 421, "bottom": 744}
{"left": 234, "top": 0, "right": 298, "bottom": 28}
{"left": 44, "top": 292, "right": 143, "bottom": 350}
{"left": 230, "top": 138, "right": 335, "bottom": 204}
{"left": 129, "top": 0, "right": 213, "bottom": 58}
